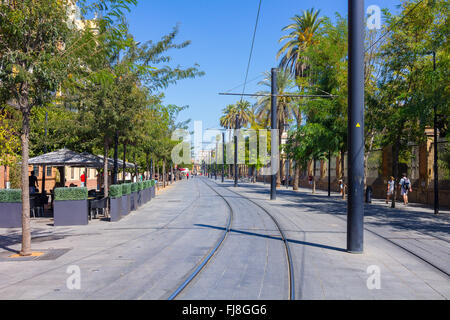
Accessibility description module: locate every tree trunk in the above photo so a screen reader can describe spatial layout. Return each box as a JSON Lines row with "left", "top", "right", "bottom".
{"left": 20, "top": 108, "right": 31, "bottom": 256}
{"left": 133, "top": 152, "right": 138, "bottom": 181}
{"left": 113, "top": 131, "right": 119, "bottom": 185}
{"left": 3, "top": 165, "right": 6, "bottom": 189}
{"left": 146, "top": 153, "right": 150, "bottom": 180}
{"left": 312, "top": 158, "right": 316, "bottom": 194}
{"left": 293, "top": 164, "right": 299, "bottom": 191}
{"left": 103, "top": 141, "right": 109, "bottom": 216}
{"left": 364, "top": 133, "right": 375, "bottom": 188}
{"left": 151, "top": 157, "right": 154, "bottom": 180}
{"left": 163, "top": 160, "right": 166, "bottom": 188}
{"left": 391, "top": 141, "right": 400, "bottom": 208}
{"left": 122, "top": 142, "right": 127, "bottom": 183}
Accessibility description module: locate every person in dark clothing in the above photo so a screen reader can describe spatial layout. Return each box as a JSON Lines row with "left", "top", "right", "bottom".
{"left": 29, "top": 171, "right": 39, "bottom": 194}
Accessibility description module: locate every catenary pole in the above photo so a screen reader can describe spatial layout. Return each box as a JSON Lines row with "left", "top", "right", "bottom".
{"left": 222, "top": 132, "right": 225, "bottom": 183}
{"left": 234, "top": 114, "right": 240, "bottom": 187}
{"left": 347, "top": 0, "right": 365, "bottom": 254}
{"left": 271, "top": 68, "right": 278, "bottom": 200}
{"left": 432, "top": 51, "right": 439, "bottom": 215}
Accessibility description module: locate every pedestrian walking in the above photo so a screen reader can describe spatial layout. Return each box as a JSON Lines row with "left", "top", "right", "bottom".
{"left": 399, "top": 173, "right": 412, "bottom": 206}
{"left": 80, "top": 172, "right": 86, "bottom": 188}
{"left": 386, "top": 176, "right": 395, "bottom": 204}
{"left": 29, "top": 171, "right": 39, "bottom": 194}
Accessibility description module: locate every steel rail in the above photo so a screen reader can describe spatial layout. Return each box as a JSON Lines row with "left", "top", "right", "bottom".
{"left": 211, "top": 179, "right": 296, "bottom": 300}
{"left": 167, "top": 178, "right": 234, "bottom": 300}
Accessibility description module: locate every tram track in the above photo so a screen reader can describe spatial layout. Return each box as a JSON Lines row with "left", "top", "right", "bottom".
{"left": 230, "top": 181, "right": 450, "bottom": 279}
{"left": 168, "top": 177, "right": 296, "bottom": 300}
{"left": 203, "top": 178, "right": 296, "bottom": 300}
{"left": 167, "top": 178, "right": 234, "bottom": 300}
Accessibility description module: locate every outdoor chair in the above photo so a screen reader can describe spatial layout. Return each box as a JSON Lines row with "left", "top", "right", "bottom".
{"left": 89, "top": 197, "right": 108, "bottom": 220}
{"left": 30, "top": 195, "right": 47, "bottom": 218}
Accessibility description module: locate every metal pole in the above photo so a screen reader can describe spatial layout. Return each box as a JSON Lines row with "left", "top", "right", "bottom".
{"left": 433, "top": 51, "right": 439, "bottom": 215}
{"left": 271, "top": 68, "right": 278, "bottom": 200}
{"left": 234, "top": 114, "right": 239, "bottom": 187}
{"left": 328, "top": 151, "right": 331, "bottom": 197}
{"left": 42, "top": 111, "right": 48, "bottom": 193}
{"left": 286, "top": 158, "right": 289, "bottom": 189}
{"left": 347, "top": 0, "right": 365, "bottom": 254}
{"left": 113, "top": 131, "right": 119, "bottom": 185}
{"left": 222, "top": 132, "right": 225, "bottom": 183}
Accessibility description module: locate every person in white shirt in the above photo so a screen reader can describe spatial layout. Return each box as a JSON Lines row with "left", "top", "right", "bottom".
{"left": 386, "top": 176, "right": 395, "bottom": 204}
{"left": 399, "top": 173, "right": 412, "bottom": 206}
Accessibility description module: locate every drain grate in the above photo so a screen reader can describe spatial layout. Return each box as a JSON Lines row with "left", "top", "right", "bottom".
{"left": 36, "top": 248, "right": 71, "bottom": 261}
{"left": 0, "top": 248, "right": 71, "bottom": 262}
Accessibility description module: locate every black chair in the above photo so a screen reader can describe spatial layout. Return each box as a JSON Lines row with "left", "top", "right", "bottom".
{"left": 35, "top": 195, "right": 48, "bottom": 217}
{"left": 30, "top": 197, "right": 36, "bottom": 218}
{"left": 89, "top": 197, "right": 108, "bottom": 220}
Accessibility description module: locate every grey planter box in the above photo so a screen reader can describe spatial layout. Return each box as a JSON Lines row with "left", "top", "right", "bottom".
{"left": 110, "top": 197, "right": 122, "bottom": 222}
{"left": 0, "top": 203, "right": 22, "bottom": 228}
{"left": 122, "top": 194, "right": 130, "bottom": 216}
{"left": 54, "top": 200, "right": 88, "bottom": 226}
{"left": 137, "top": 190, "right": 142, "bottom": 207}
{"left": 130, "top": 192, "right": 137, "bottom": 211}
{"left": 146, "top": 188, "right": 151, "bottom": 203}
{"left": 151, "top": 186, "right": 155, "bottom": 198}
{"left": 142, "top": 189, "right": 148, "bottom": 204}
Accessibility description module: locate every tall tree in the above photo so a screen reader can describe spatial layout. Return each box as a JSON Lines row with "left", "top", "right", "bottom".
{"left": 0, "top": 0, "right": 137, "bottom": 255}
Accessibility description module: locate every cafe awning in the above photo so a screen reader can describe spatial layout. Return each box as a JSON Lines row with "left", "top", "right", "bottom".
{"left": 29, "top": 148, "right": 106, "bottom": 168}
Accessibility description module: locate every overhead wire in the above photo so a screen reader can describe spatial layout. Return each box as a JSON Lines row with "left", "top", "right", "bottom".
{"left": 240, "top": 0, "right": 263, "bottom": 102}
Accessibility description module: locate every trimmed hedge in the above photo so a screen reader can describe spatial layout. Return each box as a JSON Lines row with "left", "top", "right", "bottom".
{"left": 0, "top": 189, "right": 22, "bottom": 203}
{"left": 131, "top": 182, "right": 138, "bottom": 193}
{"left": 109, "top": 185, "right": 122, "bottom": 199}
{"left": 122, "top": 183, "right": 131, "bottom": 195}
{"left": 54, "top": 187, "right": 88, "bottom": 201}
{"left": 137, "top": 182, "right": 144, "bottom": 191}
{"left": 150, "top": 180, "right": 156, "bottom": 187}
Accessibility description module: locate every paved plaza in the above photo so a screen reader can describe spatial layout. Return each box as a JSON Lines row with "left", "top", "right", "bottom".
{"left": 0, "top": 177, "right": 448, "bottom": 300}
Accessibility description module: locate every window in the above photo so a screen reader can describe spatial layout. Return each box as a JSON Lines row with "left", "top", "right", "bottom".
{"left": 71, "top": 168, "right": 75, "bottom": 180}
{"left": 47, "top": 166, "right": 52, "bottom": 177}
{"left": 33, "top": 166, "right": 39, "bottom": 177}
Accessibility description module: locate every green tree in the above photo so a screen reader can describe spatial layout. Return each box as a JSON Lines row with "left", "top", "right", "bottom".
{"left": 0, "top": 0, "right": 137, "bottom": 256}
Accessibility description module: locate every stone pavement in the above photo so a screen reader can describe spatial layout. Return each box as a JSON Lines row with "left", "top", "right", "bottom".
{"left": 0, "top": 177, "right": 448, "bottom": 300}
{"left": 212, "top": 178, "right": 450, "bottom": 299}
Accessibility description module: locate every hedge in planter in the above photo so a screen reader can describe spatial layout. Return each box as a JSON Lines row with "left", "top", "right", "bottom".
{"left": 109, "top": 185, "right": 123, "bottom": 222}
{"left": 151, "top": 180, "right": 156, "bottom": 198}
{"left": 54, "top": 187, "right": 89, "bottom": 226}
{"left": 144, "top": 181, "right": 151, "bottom": 203}
{"left": 121, "top": 183, "right": 131, "bottom": 216}
{"left": 137, "top": 182, "right": 144, "bottom": 207}
{"left": 130, "top": 183, "right": 139, "bottom": 211}
{"left": 0, "top": 189, "right": 22, "bottom": 228}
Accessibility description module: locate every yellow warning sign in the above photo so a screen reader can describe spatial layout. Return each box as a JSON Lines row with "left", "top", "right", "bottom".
{"left": 356, "top": 123, "right": 361, "bottom": 128}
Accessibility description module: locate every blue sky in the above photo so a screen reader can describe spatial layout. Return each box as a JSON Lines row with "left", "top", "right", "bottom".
{"left": 126, "top": 0, "right": 401, "bottom": 133}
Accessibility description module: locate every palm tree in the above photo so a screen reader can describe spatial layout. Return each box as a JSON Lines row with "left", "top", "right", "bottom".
{"left": 277, "top": 8, "right": 324, "bottom": 190}
{"left": 277, "top": 8, "right": 324, "bottom": 80}
{"left": 220, "top": 101, "right": 253, "bottom": 178}
{"left": 254, "top": 70, "right": 295, "bottom": 187}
